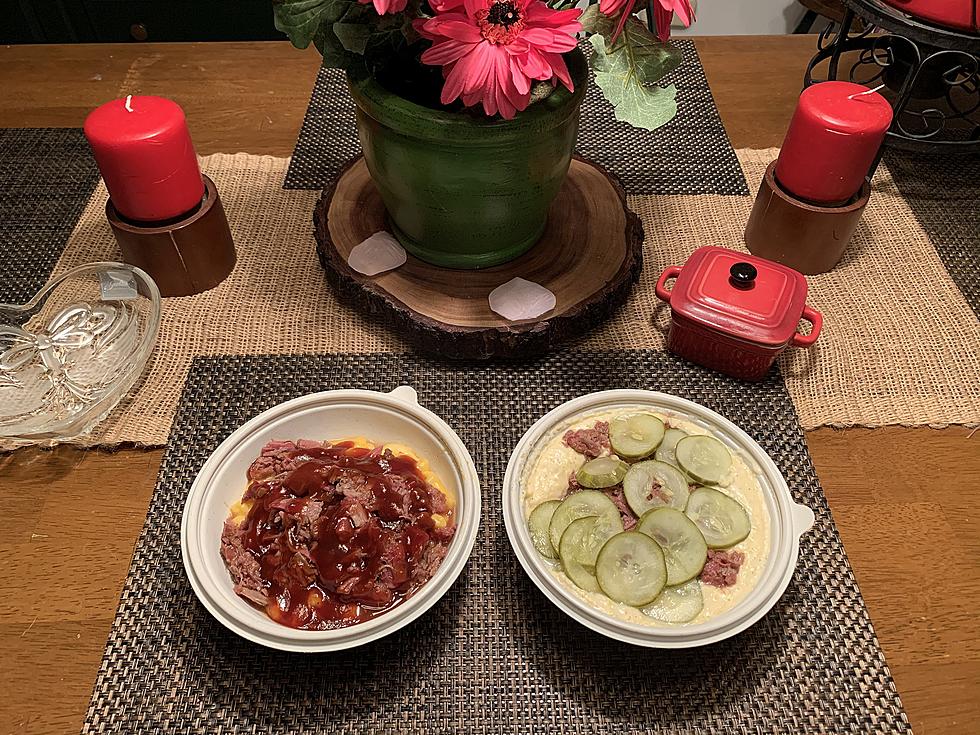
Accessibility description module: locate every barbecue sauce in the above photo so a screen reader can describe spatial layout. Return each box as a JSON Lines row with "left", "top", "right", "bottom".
{"left": 238, "top": 442, "right": 452, "bottom": 630}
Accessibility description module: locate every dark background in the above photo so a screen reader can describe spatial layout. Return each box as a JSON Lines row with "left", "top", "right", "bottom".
{"left": 2, "top": 0, "right": 286, "bottom": 43}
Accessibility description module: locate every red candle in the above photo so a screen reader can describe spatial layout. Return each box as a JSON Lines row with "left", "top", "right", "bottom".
{"left": 84, "top": 95, "right": 205, "bottom": 222}
{"left": 775, "top": 81, "right": 893, "bottom": 206}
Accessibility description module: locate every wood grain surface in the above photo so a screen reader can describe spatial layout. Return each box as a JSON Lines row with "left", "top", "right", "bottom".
{"left": 316, "top": 156, "right": 643, "bottom": 358}
{"left": 0, "top": 35, "right": 977, "bottom": 735}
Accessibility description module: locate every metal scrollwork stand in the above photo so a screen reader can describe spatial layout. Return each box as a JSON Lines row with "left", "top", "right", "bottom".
{"left": 805, "top": 0, "right": 980, "bottom": 160}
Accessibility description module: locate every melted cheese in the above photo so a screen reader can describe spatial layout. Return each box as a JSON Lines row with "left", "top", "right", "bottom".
{"left": 521, "top": 408, "right": 771, "bottom": 627}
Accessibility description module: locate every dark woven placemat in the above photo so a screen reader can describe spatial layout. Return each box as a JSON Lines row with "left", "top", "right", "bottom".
{"left": 885, "top": 150, "right": 980, "bottom": 317}
{"left": 83, "top": 351, "right": 908, "bottom": 734}
{"left": 0, "top": 128, "right": 100, "bottom": 305}
{"left": 284, "top": 40, "right": 748, "bottom": 196}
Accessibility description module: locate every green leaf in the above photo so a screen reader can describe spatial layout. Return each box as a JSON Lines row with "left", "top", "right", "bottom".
{"left": 333, "top": 22, "right": 372, "bottom": 54}
{"left": 588, "top": 22, "right": 681, "bottom": 131}
{"left": 274, "top": 0, "right": 346, "bottom": 49}
{"left": 588, "top": 14, "right": 682, "bottom": 85}
{"left": 313, "top": 26, "right": 355, "bottom": 69}
{"left": 578, "top": 3, "right": 608, "bottom": 36}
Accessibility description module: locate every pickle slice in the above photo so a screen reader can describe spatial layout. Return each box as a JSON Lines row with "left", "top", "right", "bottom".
{"left": 654, "top": 428, "right": 688, "bottom": 466}
{"left": 609, "top": 413, "right": 666, "bottom": 460}
{"left": 642, "top": 580, "right": 704, "bottom": 624}
{"left": 528, "top": 500, "right": 561, "bottom": 559}
{"left": 685, "top": 486, "right": 751, "bottom": 548}
{"left": 622, "top": 460, "right": 690, "bottom": 516}
{"left": 559, "top": 514, "right": 623, "bottom": 593}
{"left": 636, "top": 507, "right": 708, "bottom": 585}
{"left": 675, "top": 435, "right": 733, "bottom": 485}
{"left": 575, "top": 456, "right": 629, "bottom": 489}
{"left": 595, "top": 531, "right": 667, "bottom": 607}
{"left": 548, "top": 490, "right": 623, "bottom": 551}
{"left": 558, "top": 516, "right": 602, "bottom": 592}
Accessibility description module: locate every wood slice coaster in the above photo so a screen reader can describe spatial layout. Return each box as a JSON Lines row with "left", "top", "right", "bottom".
{"left": 314, "top": 155, "right": 644, "bottom": 359}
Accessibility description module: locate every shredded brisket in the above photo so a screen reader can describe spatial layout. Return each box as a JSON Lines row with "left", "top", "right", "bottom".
{"left": 700, "top": 549, "right": 746, "bottom": 588}
{"left": 221, "top": 439, "right": 457, "bottom": 630}
{"left": 562, "top": 421, "right": 610, "bottom": 458}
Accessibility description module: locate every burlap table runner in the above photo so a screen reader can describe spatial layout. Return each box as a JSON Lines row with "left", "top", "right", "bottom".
{"left": 82, "top": 351, "right": 910, "bottom": 733}
{"left": 34, "top": 148, "right": 979, "bottom": 448}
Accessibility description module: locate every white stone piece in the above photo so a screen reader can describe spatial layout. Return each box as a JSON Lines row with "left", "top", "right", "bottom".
{"left": 347, "top": 232, "right": 407, "bottom": 276}
{"left": 488, "top": 277, "right": 556, "bottom": 322}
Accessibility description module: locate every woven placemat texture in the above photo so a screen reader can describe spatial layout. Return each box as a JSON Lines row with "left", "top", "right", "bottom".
{"left": 284, "top": 40, "right": 748, "bottom": 196}
{"left": 31, "top": 150, "right": 979, "bottom": 450}
{"left": 884, "top": 150, "right": 980, "bottom": 318}
{"left": 0, "top": 128, "right": 100, "bottom": 305}
{"left": 82, "top": 351, "right": 909, "bottom": 734}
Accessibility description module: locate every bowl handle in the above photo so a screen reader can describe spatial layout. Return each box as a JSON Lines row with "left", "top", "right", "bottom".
{"left": 791, "top": 502, "right": 816, "bottom": 537}
{"left": 790, "top": 306, "right": 822, "bottom": 348}
{"left": 655, "top": 266, "right": 682, "bottom": 303}
{"left": 389, "top": 385, "right": 420, "bottom": 405}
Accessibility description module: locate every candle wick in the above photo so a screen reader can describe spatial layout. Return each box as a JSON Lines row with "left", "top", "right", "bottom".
{"left": 124, "top": 95, "right": 134, "bottom": 112}
{"left": 848, "top": 84, "right": 886, "bottom": 100}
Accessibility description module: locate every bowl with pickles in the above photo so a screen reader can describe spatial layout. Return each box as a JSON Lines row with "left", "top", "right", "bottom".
{"left": 502, "top": 390, "right": 815, "bottom": 648}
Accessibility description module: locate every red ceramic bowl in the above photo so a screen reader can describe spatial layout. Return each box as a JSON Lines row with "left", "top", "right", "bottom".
{"left": 655, "top": 247, "right": 822, "bottom": 382}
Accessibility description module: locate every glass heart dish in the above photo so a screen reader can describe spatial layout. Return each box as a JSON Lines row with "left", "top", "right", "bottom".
{"left": 0, "top": 262, "right": 160, "bottom": 447}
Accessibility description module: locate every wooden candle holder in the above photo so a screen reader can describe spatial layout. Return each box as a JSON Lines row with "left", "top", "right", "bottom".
{"left": 744, "top": 161, "right": 870, "bottom": 275}
{"left": 106, "top": 175, "right": 236, "bottom": 297}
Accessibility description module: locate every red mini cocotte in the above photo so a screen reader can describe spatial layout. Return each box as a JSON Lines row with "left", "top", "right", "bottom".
{"left": 655, "top": 247, "right": 823, "bottom": 381}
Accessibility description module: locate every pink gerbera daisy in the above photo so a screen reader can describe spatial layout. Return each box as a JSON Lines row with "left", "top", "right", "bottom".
{"left": 359, "top": 0, "right": 408, "bottom": 15}
{"left": 429, "top": 0, "right": 466, "bottom": 10}
{"left": 598, "top": 0, "right": 694, "bottom": 43}
{"left": 416, "top": 0, "right": 581, "bottom": 119}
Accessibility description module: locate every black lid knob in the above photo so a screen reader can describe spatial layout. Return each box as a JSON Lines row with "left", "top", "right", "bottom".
{"left": 729, "top": 262, "right": 757, "bottom": 288}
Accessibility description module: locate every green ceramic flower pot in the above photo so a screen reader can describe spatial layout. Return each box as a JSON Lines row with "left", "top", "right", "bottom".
{"left": 347, "top": 49, "right": 588, "bottom": 270}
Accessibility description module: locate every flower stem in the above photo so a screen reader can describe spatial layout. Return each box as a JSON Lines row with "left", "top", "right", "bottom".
{"left": 610, "top": 2, "right": 634, "bottom": 44}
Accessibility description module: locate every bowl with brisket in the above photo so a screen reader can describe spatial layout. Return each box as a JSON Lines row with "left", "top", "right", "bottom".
{"left": 503, "top": 390, "right": 815, "bottom": 648}
{"left": 181, "top": 386, "right": 481, "bottom": 652}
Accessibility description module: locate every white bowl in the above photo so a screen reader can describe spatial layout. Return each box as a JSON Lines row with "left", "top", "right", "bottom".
{"left": 181, "top": 385, "right": 481, "bottom": 652}
{"left": 502, "top": 390, "right": 815, "bottom": 648}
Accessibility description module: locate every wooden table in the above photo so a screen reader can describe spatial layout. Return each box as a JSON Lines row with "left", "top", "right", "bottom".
{"left": 1, "top": 36, "right": 977, "bottom": 735}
